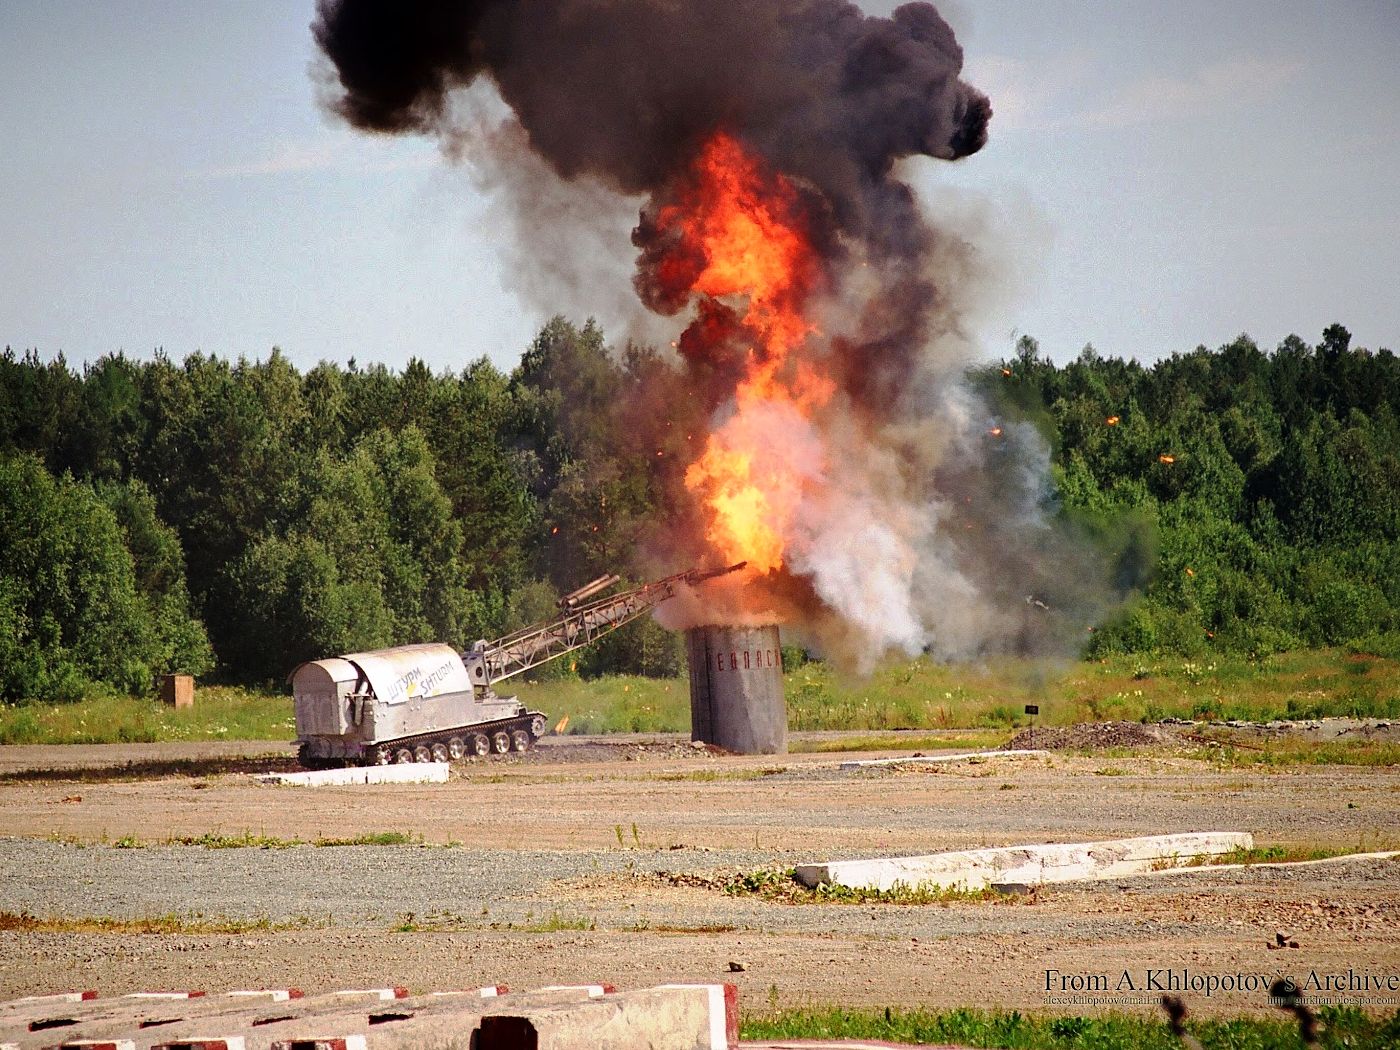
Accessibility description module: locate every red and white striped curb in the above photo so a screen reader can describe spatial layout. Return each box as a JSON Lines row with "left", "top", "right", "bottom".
{"left": 226, "top": 989, "right": 304, "bottom": 1002}
{"left": 662, "top": 984, "right": 739, "bottom": 1050}
{"left": 5, "top": 982, "right": 740, "bottom": 1049}
{"left": 331, "top": 988, "right": 408, "bottom": 1001}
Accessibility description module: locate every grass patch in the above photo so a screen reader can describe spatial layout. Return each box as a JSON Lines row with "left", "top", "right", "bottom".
{"left": 167, "top": 830, "right": 302, "bottom": 849}
{"left": 4, "top": 648, "right": 1396, "bottom": 746}
{"left": 0, "top": 686, "right": 293, "bottom": 745}
{"left": 650, "top": 767, "right": 785, "bottom": 782}
{"left": 1194, "top": 844, "right": 1344, "bottom": 866}
{"left": 85, "top": 829, "right": 431, "bottom": 849}
{"left": 533, "top": 648, "right": 1400, "bottom": 735}
{"left": 315, "top": 830, "right": 423, "bottom": 847}
{"left": 393, "top": 909, "right": 598, "bottom": 933}
{"left": 625, "top": 920, "right": 739, "bottom": 933}
{"left": 391, "top": 910, "right": 476, "bottom": 933}
{"left": 789, "top": 731, "right": 1010, "bottom": 753}
{"left": 0, "top": 755, "right": 296, "bottom": 784}
{"left": 721, "top": 867, "right": 1020, "bottom": 905}
{"left": 512, "top": 911, "right": 597, "bottom": 932}
{"left": 0, "top": 910, "right": 319, "bottom": 935}
{"left": 523, "top": 675, "right": 691, "bottom": 734}
{"left": 1189, "top": 843, "right": 1391, "bottom": 867}
{"left": 1186, "top": 737, "right": 1400, "bottom": 768}
{"left": 741, "top": 1004, "right": 1400, "bottom": 1049}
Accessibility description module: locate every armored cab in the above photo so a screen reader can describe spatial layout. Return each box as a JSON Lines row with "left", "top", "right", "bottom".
{"left": 291, "top": 642, "right": 545, "bottom": 767}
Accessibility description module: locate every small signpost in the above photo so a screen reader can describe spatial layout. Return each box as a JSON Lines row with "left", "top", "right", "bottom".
{"left": 1024, "top": 704, "right": 1039, "bottom": 749}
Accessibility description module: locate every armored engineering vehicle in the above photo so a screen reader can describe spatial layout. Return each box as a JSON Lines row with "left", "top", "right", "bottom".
{"left": 290, "top": 565, "right": 741, "bottom": 767}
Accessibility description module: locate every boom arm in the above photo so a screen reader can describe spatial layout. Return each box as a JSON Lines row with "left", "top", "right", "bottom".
{"left": 469, "top": 564, "right": 744, "bottom": 688}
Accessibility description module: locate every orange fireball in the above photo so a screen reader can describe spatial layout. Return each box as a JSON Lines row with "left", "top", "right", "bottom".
{"left": 664, "top": 133, "right": 831, "bottom": 576}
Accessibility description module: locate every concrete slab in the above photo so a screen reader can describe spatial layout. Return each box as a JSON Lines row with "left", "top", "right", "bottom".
{"left": 478, "top": 984, "right": 734, "bottom": 1050}
{"left": 254, "top": 764, "right": 449, "bottom": 787}
{"left": 795, "top": 832, "right": 1254, "bottom": 892}
{"left": 838, "top": 749, "right": 1050, "bottom": 770}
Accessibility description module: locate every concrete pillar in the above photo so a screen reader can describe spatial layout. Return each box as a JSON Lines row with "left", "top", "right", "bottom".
{"left": 685, "top": 624, "right": 786, "bottom": 754}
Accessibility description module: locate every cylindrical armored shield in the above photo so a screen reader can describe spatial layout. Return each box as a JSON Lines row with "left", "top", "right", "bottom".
{"left": 685, "top": 624, "right": 787, "bottom": 754}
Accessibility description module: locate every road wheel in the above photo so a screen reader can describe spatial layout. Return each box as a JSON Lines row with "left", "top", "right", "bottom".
{"left": 431, "top": 742, "right": 450, "bottom": 762}
{"left": 491, "top": 730, "right": 511, "bottom": 754}
{"left": 373, "top": 748, "right": 391, "bottom": 766}
{"left": 414, "top": 744, "right": 433, "bottom": 762}
{"left": 394, "top": 748, "right": 414, "bottom": 764}
{"left": 511, "top": 729, "right": 531, "bottom": 752}
{"left": 471, "top": 733, "right": 491, "bottom": 757}
{"left": 447, "top": 737, "right": 466, "bottom": 760}
{"left": 297, "top": 742, "right": 316, "bottom": 769}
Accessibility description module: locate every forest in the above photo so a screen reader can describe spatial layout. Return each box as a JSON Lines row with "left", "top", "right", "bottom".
{"left": 1, "top": 320, "right": 1396, "bottom": 702}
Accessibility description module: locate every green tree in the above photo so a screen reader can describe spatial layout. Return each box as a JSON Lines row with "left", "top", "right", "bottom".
{"left": 223, "top": 427, "right": 486, "bottom": 680}
{"left": 0, "top": 455, "right": 174, "bottom": 699}
{"left": 94, "top": 478, "right": 214, "bottom": 678}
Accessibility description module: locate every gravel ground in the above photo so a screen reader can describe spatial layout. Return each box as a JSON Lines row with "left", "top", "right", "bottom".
{"left": 1, "top": 734, "right": 1396, "bottom": 1015}
{"left": 0, "top": 839, "right": 787, "bottom": 924}
{"left": 10, "top": 835, "right": 1389, "bottom": 938}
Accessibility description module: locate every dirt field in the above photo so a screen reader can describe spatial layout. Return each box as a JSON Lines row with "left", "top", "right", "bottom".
{"left": 1, "top": 733, "right": 1396, "bottom": 1018}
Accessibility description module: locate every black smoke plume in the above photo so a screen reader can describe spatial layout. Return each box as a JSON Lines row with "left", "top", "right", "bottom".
{"left": 314, "top": 0, "right": 991, "bottom": 425}
{"left": 314, "top": 2, "right": 989, "bottom": 192}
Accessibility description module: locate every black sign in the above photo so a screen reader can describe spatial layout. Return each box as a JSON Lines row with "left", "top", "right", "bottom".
{"left": 1024, "top": 704, "right": 1040, "bottom": 716}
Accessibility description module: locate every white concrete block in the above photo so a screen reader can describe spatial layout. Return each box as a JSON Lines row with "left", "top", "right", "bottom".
{"left": 332, "top": 987, "right": 409, "bottom": 1001}
{"left": 477, "top": 984, "right": 734, "bottom": 1050}
{"left": 658, "top": 984, "right": 738, "bottom": 1050}
{"left": 539, "top": 984, "right": 614, "bottom": 998}
{"left": 429, "top": 986, "right": 507, "bottom": 998}
{"left": 795, "top": 832, "right": 1254, "bottom": 891}
{"left": 839, "top": 748, "right": 1051, "bottom": 770}
{"left": 8, "top": 991, "right": 97, "bottom": 1004}
{"left": 257, "top": 763, "right": 449, "bottom": 787}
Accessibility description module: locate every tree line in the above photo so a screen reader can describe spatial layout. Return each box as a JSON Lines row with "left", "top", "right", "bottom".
{"left": 0, "top": 320, "right": 1395, "bottom": 701}
{"left": 995, "top": 324, "right": 1399, "bottom": 659}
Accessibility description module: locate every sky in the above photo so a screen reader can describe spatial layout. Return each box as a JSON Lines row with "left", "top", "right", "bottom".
{"left": 1, "top": 0, "right": 1397, "bottom": 374}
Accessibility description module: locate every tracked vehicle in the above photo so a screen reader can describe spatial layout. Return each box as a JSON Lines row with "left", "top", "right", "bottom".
{"left": 290, "top": 565, "right": 741, "bottom": 767}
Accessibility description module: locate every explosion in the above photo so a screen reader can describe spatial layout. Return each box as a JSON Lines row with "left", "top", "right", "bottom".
{"left": 646, "top": 132, "right": 829, "bottom": 578}
{"left": 313, "top": 0, "right": 1112, "bottom": 667}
